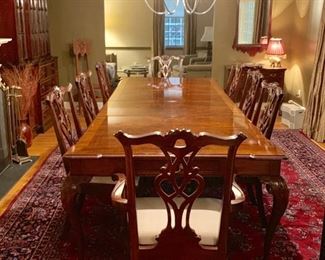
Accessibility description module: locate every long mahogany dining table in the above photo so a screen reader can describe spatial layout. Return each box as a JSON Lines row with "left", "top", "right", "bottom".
{"left": 63, "top": 77, "right": 288, "bottom": 257}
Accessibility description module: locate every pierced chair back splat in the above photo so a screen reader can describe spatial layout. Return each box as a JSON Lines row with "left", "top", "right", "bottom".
{"left": 253, "top": 81, "right": 284, "bottom": 138}
{"left": 227, "top": 64, "right": 242, "bottom": 102}
{"left": 46, "top": 85, "right": 79, "bottom": 171}
{"left": 95, "top": 62, "right": 114, "bottom": 104}
{"left": 113, "top": 129, "right": 246, "bottom": 260}
{"left": 75, "top": 73, "right": 99, "bottom": 127}
{"left": 239, "top": 70, "right": 264, "bottom": 121}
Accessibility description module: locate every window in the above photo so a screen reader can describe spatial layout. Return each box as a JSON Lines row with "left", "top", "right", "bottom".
{"left": 164, "top": 1, "right": 184, "bottom": 48}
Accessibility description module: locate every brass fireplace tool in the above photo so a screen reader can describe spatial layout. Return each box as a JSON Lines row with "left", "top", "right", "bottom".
{"left": 8, "top": 85, "right": 32, "bottom": 164}
{"left": 0, "top": 67, "right": 32, "bottom": 165}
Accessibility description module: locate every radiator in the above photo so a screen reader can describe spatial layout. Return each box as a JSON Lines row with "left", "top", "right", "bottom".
{"left": 281, "top": 100, "right": 305, "bottom": 129}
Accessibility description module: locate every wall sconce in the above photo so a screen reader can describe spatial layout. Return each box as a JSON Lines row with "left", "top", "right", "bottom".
{"left": 266, "top": 38, "right": 286, "bottom": 67}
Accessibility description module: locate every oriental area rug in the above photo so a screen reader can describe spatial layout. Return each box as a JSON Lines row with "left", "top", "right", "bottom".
{"left": 0, "top": 129, "right": 324, "bottom": 259}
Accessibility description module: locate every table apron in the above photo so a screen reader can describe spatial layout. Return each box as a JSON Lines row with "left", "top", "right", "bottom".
{"left": 64, "top": 156, "right": 282, "bottom": 177}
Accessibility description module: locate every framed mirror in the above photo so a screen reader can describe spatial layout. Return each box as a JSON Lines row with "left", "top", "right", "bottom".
{"left": 233, "top": 0, "right": 272, "bottom": 56}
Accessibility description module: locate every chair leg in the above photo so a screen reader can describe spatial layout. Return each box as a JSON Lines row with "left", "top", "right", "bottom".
{"left": 238, "top": 176, "right": 267, "bottom": 227}
{"left": 61, "top": 176, "right": 87, "bottom": 259}
{"left": 246, "top": 183, "right": 257, "bottom": 205}
{"left": 255, "top": 181, "right": 267, "bottom": 227}
{"left": 74, "top": 192, "right": 86, "bottom": 260}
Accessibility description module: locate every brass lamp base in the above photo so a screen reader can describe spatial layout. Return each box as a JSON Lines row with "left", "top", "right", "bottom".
{"left": 266, "top": 54, "right": 287, "bottom": 68}
{"left": 268, "top": 56, "right": 282, "bottom": 67}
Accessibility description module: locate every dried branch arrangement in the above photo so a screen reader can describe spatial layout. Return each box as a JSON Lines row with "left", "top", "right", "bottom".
{"left": 2, "top": 64, "right": 39, "bottom": 120}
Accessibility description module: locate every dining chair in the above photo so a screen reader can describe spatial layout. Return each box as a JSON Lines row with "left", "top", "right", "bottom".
{"left": 95, "top": 62, "right": 114, "bottom": 104}
{"left": 72, "top": 39, "right": 91, "bottom": 76}
{"left": 233, "top": 69, "right": 264, "bottom": 220}
{"left": 226, "top": 64, "right": 263, "bottom": 103}
{"left": 253, "top": 81, "right": 284, "bottom": 137}
{"left": 150, "top": 55, "right": 183, "bottom": 78}
{"left": 46, "top": 86, "right": 79, "bottom": 162}
{"left": 75, "top": 72, "right": 99, "bottom": 127}
{"left": 239, "top": 69, "right": 264, "bottom": 121}
{"left": 245, "top": 81, "right": 284, "bottom": 226}
{"left": 227, "top": 64, "right": 243, "bottom": 102}
{"left": 72, "top": 39, "right": 102, "bottom": 111}
{"left": 65, "top": 83, "right": 83, "bottom": 139}
{"left": 113, "top": 129, "right": 246, "bottom": 260}
{"left": 224, "top": 64, "right": 238, "bottom": 94}
{"left": 46, "top": 85, "right": 116, "bottom": 258}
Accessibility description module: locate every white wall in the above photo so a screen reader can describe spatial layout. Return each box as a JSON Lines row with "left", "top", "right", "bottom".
{"left": 104, "top": 0, "right": 214, "bottom": 70}
{"left": 196, "top": 1, "right": 214, "bottom": 47}
{"left": 104, "top": 0, "right": 152, "bottom": 70}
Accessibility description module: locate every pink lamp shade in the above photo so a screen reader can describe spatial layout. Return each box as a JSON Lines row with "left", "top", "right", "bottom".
{"left": 266, "top": 38, "right": 285, "bottom": 56}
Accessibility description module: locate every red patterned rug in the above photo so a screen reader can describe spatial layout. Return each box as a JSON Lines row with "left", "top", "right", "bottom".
{"left": 0, "top": 129, "right": 324, "bottom": 259}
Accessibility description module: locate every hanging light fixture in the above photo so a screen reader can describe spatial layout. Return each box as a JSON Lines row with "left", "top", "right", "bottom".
{"left": 144, "top": 0, "right": 216, "bottom": 15}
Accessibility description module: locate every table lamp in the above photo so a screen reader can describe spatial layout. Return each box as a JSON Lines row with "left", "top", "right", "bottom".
{"left": 266, "top": 38, "right": 286, "bottom": 67}
{"left": 201, "top": 26, "right": 213, "bottom": 62}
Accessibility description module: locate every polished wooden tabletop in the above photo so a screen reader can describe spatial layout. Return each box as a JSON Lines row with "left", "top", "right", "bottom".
{"left": 64, "top": 77, "right": 284, "bottom": 159}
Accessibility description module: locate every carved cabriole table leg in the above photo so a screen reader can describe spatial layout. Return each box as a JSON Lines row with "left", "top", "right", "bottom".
{"left": 61, "top": 175, "right": 90, "bottom": 259}
{"left": 260, "top": 176, "right": 289, "bottom": 260}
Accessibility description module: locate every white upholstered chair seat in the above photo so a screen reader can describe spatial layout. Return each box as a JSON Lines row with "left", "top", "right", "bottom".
{"left": 89, "top": 176, "right": 116, "bottom": 184}
{"left": 136, "top": 197, "right": 222, "bottom": 246}
{"left": 231, "top": 180, "right": 246, "bottom": 205}
{"left": 90, "top": 176, "right": 140, "bottom": 185}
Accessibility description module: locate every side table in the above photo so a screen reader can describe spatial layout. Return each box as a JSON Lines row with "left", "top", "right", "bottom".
{"left": 123, "top": 66, "right": 148, "bottom": 77}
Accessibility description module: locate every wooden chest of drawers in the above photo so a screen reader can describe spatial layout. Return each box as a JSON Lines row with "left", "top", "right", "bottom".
{"left": 260, "top": 67, "right": 286, "bottom": 89}
{"left": 224, "top": 65, "right": 286, "bottom": 90}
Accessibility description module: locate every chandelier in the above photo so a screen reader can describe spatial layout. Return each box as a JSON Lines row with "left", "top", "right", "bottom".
{"left": 144, "top": 0, "right": 216, "bottom": 15}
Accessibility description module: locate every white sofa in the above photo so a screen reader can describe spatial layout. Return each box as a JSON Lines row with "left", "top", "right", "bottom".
{"left": 172, "top": 55, "right": 212, "bottom": 78}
